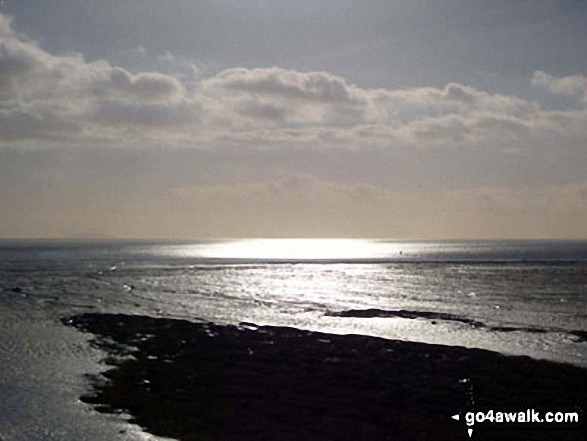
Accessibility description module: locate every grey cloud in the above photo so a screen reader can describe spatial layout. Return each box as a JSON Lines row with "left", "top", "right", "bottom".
{"left": 203, "top": 67, "right": 533, "bottom": 130}
{"left": 0, "top": 14, "right": 199, "bottom": 144}
{"left": 373, "top": 83, "right": 536, "bottom": 120}
{"left": 537, "top": 110, "right": 587, "bottom": 138}
{"left": 324, "top": 104, "right": 366, "bottom": 126}
{"left": 0, "top": 12, "right": 584, "bottom": 157}
{"left": 0, "top": 13, "right": 12, "bottom": 36}
{"left": 102, "top": 68, "right": 183, "bottom": 101}
{"left": 200, "top": 67, "right": 372, "bottom": 129}
{"left": 408, "top": 115, "right": 470, "bottom": 143}
{"left": 399, "top": 113, "right": 533, "bottom": 146}
{"left": 316, "top": 128, "right": 353, "bottom": 144}
{"left": 0, "top": 109, "right": 81, "bottom": 141}
{"left": 91, "top": 99, "right": 201, "bottom": 128}
{"left": 472, "top": 115, "right": 531, "bottom": 137}
{"left": 0, "top": 21, "right": 97, "bottom": 99}
{"left": 352, "top": 124, "right": 396, "bottom": 140}
{"left": 234, "top": 99, "right": 287, "bottom": 122}
{"left": 213, "top": 128, "right": 321, "bottom": 147}
{"left": 0, "top": 32, "right": 49, "bottom": 95}
{"left": 206, "top": 67, "right": 365, "bottom": 105}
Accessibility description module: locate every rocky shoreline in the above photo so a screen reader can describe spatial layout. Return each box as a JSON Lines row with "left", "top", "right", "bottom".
{"left": 66, "top": 313, "right": 586, "bottom": 440}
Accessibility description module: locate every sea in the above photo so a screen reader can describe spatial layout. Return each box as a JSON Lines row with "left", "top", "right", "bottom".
{"left": 0, "top": 239, "right": 586, "bottom": 440}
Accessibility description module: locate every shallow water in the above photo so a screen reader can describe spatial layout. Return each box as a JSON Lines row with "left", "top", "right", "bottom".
{"left": 1, "top": 239, "right": 586, "bottom": 439}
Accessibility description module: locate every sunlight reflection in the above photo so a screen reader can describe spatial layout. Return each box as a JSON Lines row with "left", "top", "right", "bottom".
{"left": 202, "top": 239, "right": 393, "bottom": 260}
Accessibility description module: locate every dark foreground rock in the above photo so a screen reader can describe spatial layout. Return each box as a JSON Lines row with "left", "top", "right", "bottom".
{"left": 65, "top": 313, "right": 586, "bottom": 441}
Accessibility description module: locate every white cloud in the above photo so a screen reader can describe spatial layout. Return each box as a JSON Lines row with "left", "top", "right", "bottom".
{"left": 532, "top": 71, "right": 587, "bottom": 101}
{"left": 395, "top": 112, "right": 533, "bottom": 146}
{"left": 0, "top": 11, "right": 585, "bottom": 158}
{"left": 203, "top": 67, "right": 366, "bottom": 105}
{"left": 0, "top": 13, "right": 199, "bottom": 144}
{"left": 95, "top": 68, "right": 184, "bottom": 101}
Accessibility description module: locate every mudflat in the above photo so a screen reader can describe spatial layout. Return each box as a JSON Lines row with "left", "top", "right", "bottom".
{"left": 66, "top": 313, "right": 586, "bottom": 441}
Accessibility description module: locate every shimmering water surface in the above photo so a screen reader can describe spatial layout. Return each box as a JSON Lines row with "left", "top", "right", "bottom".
{"left": 1, "top": 239, "right": 587, "bottom": 440}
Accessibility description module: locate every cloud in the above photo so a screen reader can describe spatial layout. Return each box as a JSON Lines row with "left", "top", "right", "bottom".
{"left": 197, "top": 66, "right": 542, "bottom": 147}
{"left": 201, "top": 68, "right": 535, "bottom": 131}
{"left": 371, "top": 83, "right": 537, "bottom": 126}
{"left": 91, "top": 100, "right": 201, "bottom": 129}
{"left": 199, "top": 67, "right": 372, "bottom": 128}
{"left": 0, "top": 11, "right": 585, "bottom": 160}
{"left": 95, "top": 68, "right": 184, "bottom": 101}
{"left": 234, "top": 99, "right": 287, "bottom": 122}
{"left": 0, "top": 26, "right": 53, "bottom": 95}
{"left": 0, "top": 109, "right": 82, "bottom": 141}
{"left": 204, "top": 67, "right": 365, "bottom": 105}
{"left": 0, "top": 13, "right": 199, "bottom": 144}
{"left": 397, "top": 113, "right": 532, "bottom": 146}
{"left": 0, "top": 13, "right": 12, "bottom": 36}
{"left": 532, "top": 71, "right": 587, "bottom": 101}
{"left": 533, "top": 109, "right": 587, "bottom": 140}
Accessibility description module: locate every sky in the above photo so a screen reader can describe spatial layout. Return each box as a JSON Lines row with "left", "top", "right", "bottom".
{"left": 1, "top": 0, "right": 586, "bottom": 239}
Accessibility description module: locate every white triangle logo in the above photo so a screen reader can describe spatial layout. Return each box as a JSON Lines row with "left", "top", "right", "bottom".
{"left": 468, "top": 428, "right": 473, "bottom": 437}
{"left": 451, "top": 414, "right": 460, "bottom": 421}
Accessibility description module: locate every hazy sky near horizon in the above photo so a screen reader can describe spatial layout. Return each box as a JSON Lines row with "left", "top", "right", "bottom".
{"left": 1, "top": 1, "right": 587, "bottom": 238}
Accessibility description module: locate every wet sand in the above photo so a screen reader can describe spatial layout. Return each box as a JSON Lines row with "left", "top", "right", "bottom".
{"left": 66, "top": 313, "right": 586, "bottom": 440}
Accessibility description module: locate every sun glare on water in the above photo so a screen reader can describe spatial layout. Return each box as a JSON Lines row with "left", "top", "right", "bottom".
{"left": 203, "top": 239, "right": 390, "bottom": 260}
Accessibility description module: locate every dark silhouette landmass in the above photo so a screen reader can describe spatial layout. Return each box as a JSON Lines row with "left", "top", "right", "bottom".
{"left": 65, "top": 313, "right": 586, "bottom": 441}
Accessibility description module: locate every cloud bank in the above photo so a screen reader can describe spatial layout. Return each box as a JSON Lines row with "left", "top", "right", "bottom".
{"left": 1, "top": 12, "right": 587, "bottom": 239}
{"left": 1, "top": 12, "right": 586, "bottom": 153}
{"left": 532, "top": 71, "right": 587, "bottom": 101}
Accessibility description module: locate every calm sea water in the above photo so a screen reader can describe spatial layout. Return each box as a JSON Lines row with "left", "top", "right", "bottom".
{"left": 0, "top": 239, "right": 586, "bottom": 439}
{"left": 2, "top": 239, "right": 587, "bottom": 354}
